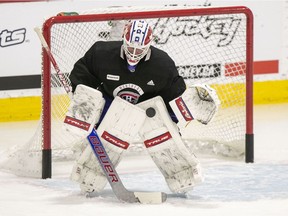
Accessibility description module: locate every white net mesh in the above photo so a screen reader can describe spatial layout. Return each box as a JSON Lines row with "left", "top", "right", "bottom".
{"left": 0, "top": 5, "right": 252, "bottom": 178}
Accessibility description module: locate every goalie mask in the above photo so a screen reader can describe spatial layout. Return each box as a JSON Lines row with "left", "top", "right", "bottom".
{"left": 122, "top": 20, "right": 153, "bottom": 72}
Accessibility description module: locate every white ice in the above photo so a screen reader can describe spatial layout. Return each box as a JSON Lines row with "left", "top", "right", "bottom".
{"left": 0, "top": 103, "right": 288, "bottom": 216}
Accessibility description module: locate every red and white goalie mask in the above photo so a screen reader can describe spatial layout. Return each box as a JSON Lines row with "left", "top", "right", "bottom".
{"left": 123, "top": 20, "right": 153, "bottom": 68}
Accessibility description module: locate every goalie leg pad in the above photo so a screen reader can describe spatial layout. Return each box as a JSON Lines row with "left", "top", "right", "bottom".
{"left": 138, "top": 96, "right": 203, "bottom": 193}
{"left": 71, "top": 96, "right": 146, "bottom": 193}
{"left": 71, "top": 163, "right": 107, "bottom": 193}
{"left": 70, "top": 141, "right": 106, "bottom": 193}
{"left": 165, "top": 163, "right": 203, "bottom": 194}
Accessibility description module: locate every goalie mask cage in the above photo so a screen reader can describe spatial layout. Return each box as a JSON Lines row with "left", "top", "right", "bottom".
{"left": 1, "top": 5, "right": 254, "bottom": 179}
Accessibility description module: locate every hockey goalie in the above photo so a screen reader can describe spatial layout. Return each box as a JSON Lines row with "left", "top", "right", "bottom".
{"left": 63, "top": 20, "right": 220, "bottom": 195}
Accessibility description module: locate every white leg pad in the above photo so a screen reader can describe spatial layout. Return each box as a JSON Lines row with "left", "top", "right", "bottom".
{"left": 138, "top": 96, "right": 203, "bottom": 193}
{"left": 71, "top": 97, "right": 146, "bottom": 193}
{"left": 71, "top": 162, "right": 107, "bottom": 193}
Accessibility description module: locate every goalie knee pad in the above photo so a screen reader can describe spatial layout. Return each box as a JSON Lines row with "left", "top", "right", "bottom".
{"left": 138, "top": 96, "right": 203, "bottom": 193}
{"left": 71, "top": 96, "right": 146, "bottom": 193}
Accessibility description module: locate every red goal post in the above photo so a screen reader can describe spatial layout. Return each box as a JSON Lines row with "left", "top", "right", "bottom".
{"left": 41, "top": 5, "right": 253, "bottom": 179}
{"left": 0, "top": 5, "right": 253, "bottom": 179}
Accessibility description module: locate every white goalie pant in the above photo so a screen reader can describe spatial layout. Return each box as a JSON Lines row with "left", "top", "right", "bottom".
{"left": 138, "top": 96, "right": 203, "bottom": 194}
{"left": 70, "top": 96, "right": 146, "bottom": 193}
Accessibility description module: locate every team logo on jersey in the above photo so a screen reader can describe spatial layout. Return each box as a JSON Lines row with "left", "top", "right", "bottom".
{"left": 118, "top": 91, "right": 140, "bottom": 104}
{"left": 113, "top": 83, "right": 144, "bottom": 104}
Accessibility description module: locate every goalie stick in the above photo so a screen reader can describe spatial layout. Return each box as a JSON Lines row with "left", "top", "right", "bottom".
{"left": 34, "top": 26, "right": 167, "bottom": 204}
{"left": 88, "top": 128, "right": 167, "bottom": 203}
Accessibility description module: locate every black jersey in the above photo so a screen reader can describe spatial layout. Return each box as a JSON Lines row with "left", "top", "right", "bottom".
{"left": 69, "top": 41, "right": 186, "bottom": 111}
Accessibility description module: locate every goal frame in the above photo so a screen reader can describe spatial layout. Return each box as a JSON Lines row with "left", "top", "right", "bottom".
{"left": 41, "top": 6, "right": 254, "bottom": 179}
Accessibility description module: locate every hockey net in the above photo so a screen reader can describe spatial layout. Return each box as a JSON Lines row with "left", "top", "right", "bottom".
{"left": 0, "top": 5, "right": 253, "bottom": 178}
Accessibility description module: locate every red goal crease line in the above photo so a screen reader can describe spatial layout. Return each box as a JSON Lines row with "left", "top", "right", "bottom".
{"left": 225, "top": 60, "right": 279, "bottom": 76}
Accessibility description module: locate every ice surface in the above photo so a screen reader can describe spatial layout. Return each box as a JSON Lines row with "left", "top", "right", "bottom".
{"left": 0, "top": 104, "right": 288, "bottom": 216}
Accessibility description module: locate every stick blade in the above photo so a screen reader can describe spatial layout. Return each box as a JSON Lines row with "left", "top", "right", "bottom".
{"left": 134, "top": 192, "right": 167, "bottom": 204}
